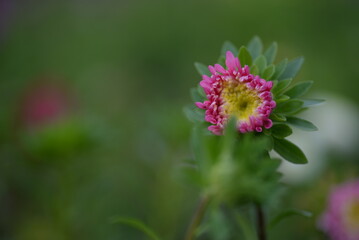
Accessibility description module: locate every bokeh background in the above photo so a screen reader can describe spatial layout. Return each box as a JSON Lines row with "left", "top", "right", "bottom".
{"left": 0, "top": 0, "right": 359, "bottom": 239}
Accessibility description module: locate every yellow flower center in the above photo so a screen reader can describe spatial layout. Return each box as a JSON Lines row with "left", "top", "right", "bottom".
{"left": 345, "top": 199, "right": 359, "bottom": 231}
{"left": 221, "top": 80, "right": 262, "bottom": 122}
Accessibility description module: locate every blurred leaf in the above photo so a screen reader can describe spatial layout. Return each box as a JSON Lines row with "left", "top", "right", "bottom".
{"left": 262, "top": 64, "right": 275, "bottom": 80}
{"left": 236, "top": 213, "right": 257, "bottom": 240}
{"left": 270, "top": 113, "right": 286, "bottom": 122}
{"left": 284, "top": 81, "right": 313, "bottom": 98}
{"left": 275, "top": 100, "right": 303, "bottom": 115}
{"left": 194, "top": 62, "right": 211, "bottom": 76}
{"left": 250, "top": 65, "right": 259, "bottom": 76}
{"left": 191, "top": 88, "right": 205, "bottom": 102}
{"left": 253, "top": 55, "right": 267, "bottom": 75}
{"left": 301, "top": 98, "right": 325, "bottom": 107}
{"left": 279, "top": 57, "right": 304, "bottom": 80}
{"left": 286, "top": 116, "right": 318, "bottom": 131}
{"left": 275, "top": 95, "right": 290, "bottom": 103}
{"left": 264, "top": 42, "right": 277, "bottom": 64}
{"left": 112, "top": 217, "right": 161, "bottom": 240}
{"left": 272, "top": 78, "right": 292, "bottom": 96}
{"left": 183, "top": 105, "right": 205, "bottom": 122}
{"left": 238, "top": 46, "right": 253, "bottom": 66}
{"left": 218, "top": 56, "right": 226, "bottom": 67}
{"left": 197, "top": 84, "right": 206, "bottom": 98}
{"left": 271, "top": 124, "right": 292, "bottom": 139}
{"left": 221, "top": 41, "right": 238, "bottom": 57}
{"left": 247, "top": 36, "right": 263, "bottom": 59}
{"left": 269, "top": 209, "right": 312, "bottom": 228}
{"left": 271, "top": 58, "right": 288, "bottom": 80}
{"left": 273, "top": 138, "right": 307, "bottom": 164}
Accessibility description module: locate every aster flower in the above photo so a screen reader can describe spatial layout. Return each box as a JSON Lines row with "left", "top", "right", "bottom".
{"left": 319, "top": 180, "right": 359, "bottom": 240}
{"left": 185, "top": 37, "right": 324, "bottom": 164}
{"left": 195, "top": 51, "right": 276, "bottom": 135}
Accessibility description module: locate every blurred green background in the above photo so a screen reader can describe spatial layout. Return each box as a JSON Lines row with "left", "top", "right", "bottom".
{"left": 0, "top": 0, "right": 359, "bottom": 239}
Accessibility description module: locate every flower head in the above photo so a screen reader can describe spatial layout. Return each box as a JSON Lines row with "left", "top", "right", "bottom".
{"left": 196, "top": 51, "right": 276, "bottom": 135}
{"left": 319, "top": 180, "right": 359, "bottom": 240}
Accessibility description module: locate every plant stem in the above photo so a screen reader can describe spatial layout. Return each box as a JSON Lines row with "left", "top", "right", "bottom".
{"left": 255, "top": 203, "right": 267, "bottom": 240}
{"left": 184, "top": 196, "right": 210, "bottom": 240}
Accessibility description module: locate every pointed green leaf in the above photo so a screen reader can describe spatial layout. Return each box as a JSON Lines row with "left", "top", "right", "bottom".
{"left": 271, "top": 113, "right": 286, "bottom": 122}
{"left": 253, "top": 55, "right": 267, "bottom": 74}
{"left": 272, "top": 58, "right": 288, "bottom": 80}
{"left": 275, "top": 95, "right": 290, "bottom": 103}
{"left": 274, "top": 138, "right": 308, "bottom": 164}
{"left": 191, "top": 88, "right": 205, "bottom": 102}
{"left": 275, "top": 100, "right": 303, "bottom": 115}
{"left": 183, "top": 105, "right": 205, "bottom": 122}
{"left": 217, "top": 56, "right": 225, "bottom": 67}
{"left": 284, "top": 81, "right": 313, "bottom": 98}
{"left": 262, "top": 64, "right": 275, "bottom": 80}
{"left": 301, "top": 98, "right": 325, "bottom": 107}
{"left": 269, "top": 209, "right": 312, "bottom": 228}
{"left": 271, "top": 124, "right": 292, "bottom": 139}
{"left": 247, "top": 36, "right": 263, "bottom": 59}
{"left": 197, "top": 84, "right": 206, "bottom": 98}
{"left": 194, "top": 62, "right": 211, "bottom": 76}
{"left": 279, "top": 57, "right": 304, "bottom": 80}
{"left": 286, "top": 116, "right": 318, "bottom": 131}
{"left": 272, "top": 78, "right": 293, "bottom": 96}
{"left": 221, "top": 41, "right": 238, "bottom": 57}
{"left": 250, "top": 65, "right": 259, "bottom": 76}
{"left": 238, "top": 46, "right": 252, "bottom": 66}
{"left": 264, "top": 42, "right": 278, "bottom": 64}
{"left": 112, "top": 217, "right": 161, "bottom": 240}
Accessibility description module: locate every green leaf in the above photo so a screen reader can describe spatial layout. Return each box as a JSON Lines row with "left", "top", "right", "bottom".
{"left": 253, "top": 55, "right": 267, "bottom": 74}
{"left": 238, "top": 46, "right": 252, "bottom": 66}
{"left": 221, "top": 41, "right": 238, "bottom": 57}
{"left": 112, "top": 217, "right": 162, "bottom": 240}
{"left": 247, "top": 36, "right": 263, "bottom": 59}
{"left": 271, "top": 113, "right": 286, "bottom": 122}
{"left": 279, "top": 57, "right": 304, "bottom": 80}
{"left": 269, "top": 209, "right": 312, "bottom": 228}
{"left": 183, "top": 105, "right": 205, "bottom": 122}
{"left": 301, "top": 98, "right": 325, "bottom": 107}
{"left": 197, "top": 84, "right": 206, "bottom": 98}
{"left": 273, "top": 138, "right": 308, "bottom": 164}
{"left": 264, "top": 42, "right": 278, "bottom": 64}
{"left": 271, "top": 124, "right": 292, "bottom": 139}
{"left": 271, "top": 58, "right": 288, "bottom": 80}
{"left": 218, "top": 56, "right": 226, "bottom": 67}
{"left": 236, "top": 213, "right": 257, "bottom": 240}
{"left": 284, "top": 81, "right": 313, "bottom": 98}
{"left": 275, "top": 95, "right": 290, "bottom": 103}
{"left": 250, "top": 65, "right": 259, "bottom": 76}
{"left": 286, "top": 116, "right": 318, "bottom": 131}
{"left": 275, "top": 100, "right": 303, "bottom": 115}
{"left": 272, "top": 78, "right": 292, "bottom": 96}
{"left": 194, "top": 62, "right": 211, "bottom": 76}
{"left": 262, "top": 64, "right": 275, "bottom": 80}
{"left": 191, "top": 88, "right": 205, "bottom": 102}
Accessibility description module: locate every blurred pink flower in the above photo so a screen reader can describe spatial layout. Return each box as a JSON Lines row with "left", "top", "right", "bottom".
{"left": 18, "top": 79, "right": 75, "bottom": 129}
{"left": 319, "top": 180, "right": 359, "bottom": 240}
{"left": 196, "top": 51, "right": 275, "bottom": 135}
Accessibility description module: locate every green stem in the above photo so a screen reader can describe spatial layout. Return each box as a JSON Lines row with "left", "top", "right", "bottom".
{"left": 255, "top": 203, "right": 267, "bottom": 240}
{"left": 184, "top": 196, "right": 210, "bottom": 240}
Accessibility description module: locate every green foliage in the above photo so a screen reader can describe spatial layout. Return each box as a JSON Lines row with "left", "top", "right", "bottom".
{"left": 264, "top": 42, "right": 278, "bottom": 64}
{"left": 273, "top": 138, "right": 307, "bottom": 164}
{"left": 247, "top": 36, "right": 263, "bottom": 59}
{"left": 112, "top": 217, "right": 161, "bottom": 240}
{"left": 271, "top": 124, "right": 292, "bottom": 139}
{"left": 221, "top": 41, "right": 239, "bottom": 57}
{"left": 279, "top": 57, "right": 304, "bottom": 80}
{"left": 252, "top": 55, "right": 267, "bottom": 75}
{"left": 284, "top": 81, "right": 313, "bottom": 98}
{"left": 194, "top": 62, "right": 211, "bottom": 76}
{"left": 238, "top": 46, "right": 253, "bottom": 66}
{"left": 286, "top": 117, "right": 318, "bottom": 131}
{"left": 269, "top": 209, "right": 312, "bottom": 229}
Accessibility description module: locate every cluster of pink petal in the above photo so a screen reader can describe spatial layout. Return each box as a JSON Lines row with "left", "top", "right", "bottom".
{"left": 319, "top": 180, "right": 359, "bottom": 240}
{"left": 195, "top": 51, "right": 276, "bottom": 135}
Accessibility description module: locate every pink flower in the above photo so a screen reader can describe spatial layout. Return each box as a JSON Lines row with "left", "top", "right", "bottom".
{"left": 196, "top": 51, "right": 276, "bottom": 135}
{"left": 319, "top": 180, "right": 359, "bottom": 240}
